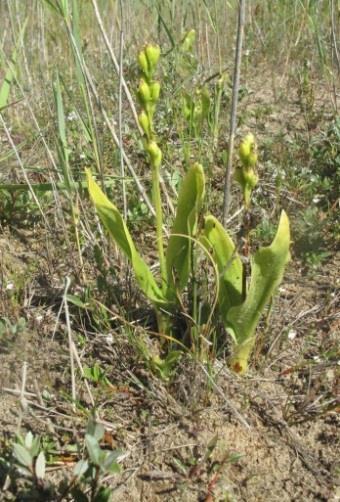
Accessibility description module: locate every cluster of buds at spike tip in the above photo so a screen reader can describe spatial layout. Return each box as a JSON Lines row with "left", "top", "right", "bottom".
{"left": 235, "top": 133, "right": 259, "bottom": 208}
{"left": 180, "top": 29, "right": 196, "bottom": 53}
{"left": 137, "top": 44, "right": 161, "bottom": 141}
{"left": 137, "top": 44, "right": 160, "bottom": 82}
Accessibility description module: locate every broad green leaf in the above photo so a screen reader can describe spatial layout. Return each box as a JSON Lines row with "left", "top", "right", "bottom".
{"left": 24, "top": 432, "right": 33, "bottom": 450}
{"left": 93, "top": 486, "right": 113, "bottom": 502}
{"left": 227, "top": 211, "right": 291, "bottom": 373}
{"left": 35, "top": 451, "right": 46, "bottom": 480}
{"left": 166, "top": 163, "right": 205, "bottom": 296}
{"left": 73, "top": 459, "right": 89, "bottom": 478}
{"left": 13, "top": 444, "right": 32, "bottom": 469}
{"left": 202, "top": 215, "right": 243, "bottom": 327}
{"left": 102, "top": 451, "right": 121, "bottom": 473}
{"left": 86, "top": 170, "right": 166, "bottom": 306}
{"left": 85, "top": 434, "right": 101, "bottom": 465}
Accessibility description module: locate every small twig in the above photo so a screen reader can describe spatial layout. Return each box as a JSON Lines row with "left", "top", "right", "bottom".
{"left": 63, "top": 277, "right": 76, "bottom": 411}
{"left": 2, "top": 387, "right": 37, "bottom": 398}
{"left": 222, "top": 0, "right": 246, "bottom": 225}
{"left": 0, "top": 113, "right": 50, "bottom": 229}
{"left": 90, "top": 0, "right": 141, "bottom": 131}
{"left": 330, "top": 0, "right": 340, "bottom": 74}
{"left": 63, "top": 277, "right": 96, "bottom": 409}
{"left": 16, "top": 361, "right": 28, "bottom": 432}
{"left": 199, "top": 364, "right": 251, "bottom": 429}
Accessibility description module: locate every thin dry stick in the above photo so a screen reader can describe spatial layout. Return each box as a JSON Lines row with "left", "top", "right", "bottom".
{"left": 199, "top": 363, "right": 251, "bottom": 429}
{"left": 222, "top": 0, "right": 246, "bottom": 225}
{"left": 16, "top": 361, "right": 28, "bottom": 432}
{"left": 0, "top": 113, "right": 50, "bottom": 229}
{"left": 65, "top": 27, "right": 155, "bottom": 216}
{"left": 63, "top": 277, "right": 76, "bottom": 411}
{"left": 90, "top": 0, "right": 141, "bottom": 131}
{"left": 90, "top": 0, "right": 174, "bottom": 216}
{"left": 63, "top": 277, "right": 95, "bottom": 409}
{"left": 330, "top": 0, "right": 340, "bottom": 74}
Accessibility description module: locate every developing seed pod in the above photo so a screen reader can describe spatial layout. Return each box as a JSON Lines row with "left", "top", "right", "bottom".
{"left": 139, "top": 111, "right": 151, "bottom": 138}
{"left": 145, "top": 44, "right": 160, "bottom": 75}
{"left": 146, "top": 141, "right": 162, "bottom": 169}
{"left": 239, "top": 133, "right": 258, "bottom": 168}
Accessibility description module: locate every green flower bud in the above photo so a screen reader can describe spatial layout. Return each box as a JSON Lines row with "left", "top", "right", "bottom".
{"left": 234, "top": 165, "right": 258, "bottom": 208}
{"left": 138, "top": 78, "right": 151, "bottom": 105}
{"left": 181, "top": 29, "right": 196, "bottom": 52}
{"left": 138, "top": 111, "right": 150, "bottom": 137}
{"left": 150, "top": 81, "right": 160, "bottom": 102}
{"left": 182, "top": 95, "right": 192, "bottom": 120}
{"left": 217, "top": 74, "right": 225, "bottom": 90}
{"left": 146, "top": 141, "right": 162, "bottom": 169}
{"left": 145, "top": 44, "right": 160, "bottom": 74}
{"left": 137, "top": 50, "right": 149, "bottom": 77}
{"left": 243, "top": 167, "right": 258, "bottom": 189}
{"left": 239, "top": 133, "right": 258, "bottom": 167}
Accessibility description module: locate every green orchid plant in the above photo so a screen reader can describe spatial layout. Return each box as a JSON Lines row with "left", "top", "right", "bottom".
{"left": 86, "top": 44, "right": 205, "bottom": 335}
{"left": 86, "top": 44, "right": 291, "bottom": 374}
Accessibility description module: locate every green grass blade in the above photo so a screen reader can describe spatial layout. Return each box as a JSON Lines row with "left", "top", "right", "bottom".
{"left": 0, "top": 19, "right": 27, "bottom": 110}
{"left": 53, "top": 73, "right": 73, "bottom": 190}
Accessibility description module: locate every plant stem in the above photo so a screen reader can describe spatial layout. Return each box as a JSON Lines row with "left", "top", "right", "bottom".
{"left": 152, "top": 166, "right": 167, "bottom": 294}
{"left": 222, "top": 0, "right": 246, "bottom": 225}
{"left": 229, "top": 336, "right": 255, "bottom": 375}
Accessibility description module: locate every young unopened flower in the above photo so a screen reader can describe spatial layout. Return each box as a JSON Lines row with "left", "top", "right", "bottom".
{"left": 145, "top": 44, "right": 160, "bottom": 74}
{"left": 239, "top": 133, "right": 258, "bottom": 168}
{"left": 150, "top": 81, "right": 160, "bottom": 102}
{"left": 138, "top": 79, "right": 151, "bottom": 105}
{"left": 138, "top": 111, "right": 151, "bottom": 138}
{"left": 236, "top": 133, "right": 259, "bottom": 207}
{"left": 180, "top": 29, "right": 196, "bottom": 52}
{"left": 137, "top": 50, "right": 149, "bottom": 78}
{"left": 146, "top": 141, "right": 162, "bottom": 169}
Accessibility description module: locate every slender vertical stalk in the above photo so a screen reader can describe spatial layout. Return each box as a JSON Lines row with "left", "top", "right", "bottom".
{"left": 222, "top": 0, "right": 246, "bottom": 225}
{"left": 151, "top": 166, "right": 167, "bottom": 294}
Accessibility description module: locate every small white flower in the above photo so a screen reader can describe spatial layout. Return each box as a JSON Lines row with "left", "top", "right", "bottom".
{"left": 288, "top": 329, "right": 297, "bottom": 340}
{"left": 312, "top": 196, "right": 320, "bottom": 204}
{"left": 6, "top": 282, "right": 14, "bottom": 290}
{"left": 105, "top": 333, "right": 113, "bottom": 345}
{"left": 67, "top": 111, "right": 78, "bottom": 122}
